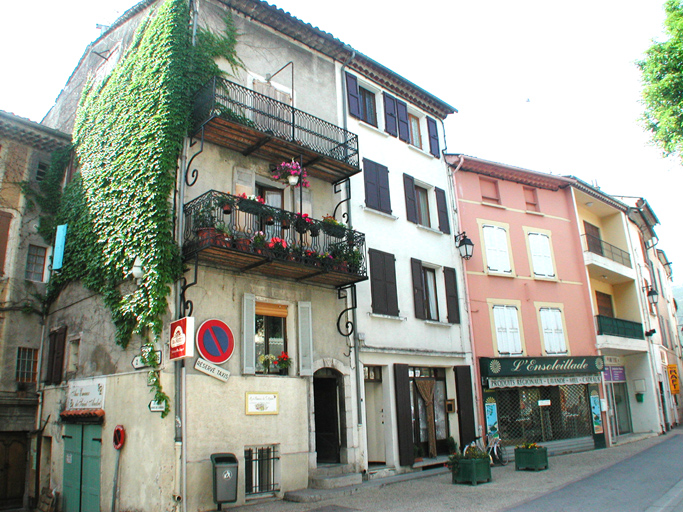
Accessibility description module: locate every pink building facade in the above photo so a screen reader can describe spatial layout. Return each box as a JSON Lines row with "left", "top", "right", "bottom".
{"left": 447, "top": 155, "right": 607, "bottom": 452}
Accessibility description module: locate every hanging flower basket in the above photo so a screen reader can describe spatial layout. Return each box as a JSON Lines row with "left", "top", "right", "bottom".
{"left": 294, "top": 213, "right": 313, "bottom": 234}
{"left": 321, "top": 215, "right": 346, "bottom": 238}
{"left": 237, "top": 194, "right": 266, "bottom": 215}
{"left": 272, "top": 160, "right": 310, "bottom": 187}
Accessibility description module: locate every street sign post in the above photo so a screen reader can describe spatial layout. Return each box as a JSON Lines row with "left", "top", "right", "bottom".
{"left": 196, "top": 319, "right": 235, "bottom": 365}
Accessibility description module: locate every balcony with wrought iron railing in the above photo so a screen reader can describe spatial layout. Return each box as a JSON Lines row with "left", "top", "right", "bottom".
{"left": 192, "top": 77, "right": 360, "bottom": 183}
{"left": 582, "top": 234, "right": 632, "bottom": 268}
{"left": 182, "top": 191, "right": 367, "bottom": 288}
{"left": 595, "top": 315, "right": 644, "bottom": 340}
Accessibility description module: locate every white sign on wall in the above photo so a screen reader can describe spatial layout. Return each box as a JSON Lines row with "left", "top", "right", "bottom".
{"left": 67, "top": 378, "right": 106, "bottom": 410}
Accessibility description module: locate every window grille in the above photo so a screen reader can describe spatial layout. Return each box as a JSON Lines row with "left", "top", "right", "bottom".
{"left": 16, "top": 347, "right": 38, "bottom": 382}
{"left": 244, "top": 445, "right": 279, "bottom": 496}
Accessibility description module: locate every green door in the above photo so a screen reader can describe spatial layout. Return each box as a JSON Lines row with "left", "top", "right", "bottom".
{"left": 62, "top": 424, "right": 101, "bottom": 512}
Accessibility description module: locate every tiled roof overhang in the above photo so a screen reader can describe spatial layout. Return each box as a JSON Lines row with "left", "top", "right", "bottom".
{"left": 445, "top": 154, "right": 573, "bottom": 191}
{"left": 60, "top": 408, "right": 105, "bottom": 423}
{"left": 565, "top": 176, "right": 629, "bottom": 213}
{"left": 218, "top": 0, "right": 457, "bottom": 119}
{"left": 0, "top": 111, "right": 71, "bottom": 152}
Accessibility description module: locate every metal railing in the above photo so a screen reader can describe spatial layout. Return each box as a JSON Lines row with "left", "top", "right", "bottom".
{"left": 582, "top": 234, "right": 632, "bottom": 268}
{"left": 193, "top": 77, "right": 360, "bottom": 169}
{"left": 183, "top": 190, "right": 367, "bottom": 276}
{"left": 596, "top": 315, "right": 644, "bottom": 340}
{"left": 244, "top": 445, "right": 279, "bottom": 495}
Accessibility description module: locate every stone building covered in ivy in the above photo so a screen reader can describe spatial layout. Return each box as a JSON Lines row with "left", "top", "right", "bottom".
{"left": 0, "top": 111, "right": 70, "bottom": 509}
{"left": 36, "top": 0, "right": 470, "bottom": 510}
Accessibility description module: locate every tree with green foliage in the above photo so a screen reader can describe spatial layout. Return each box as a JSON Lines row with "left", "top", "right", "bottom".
{"left": 639, "top": 0, "right": 683, "bottom": 162}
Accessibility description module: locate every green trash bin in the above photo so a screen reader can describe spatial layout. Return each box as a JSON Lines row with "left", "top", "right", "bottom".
{"left": 211, "top": 453, "right": 238, "bottom": 505}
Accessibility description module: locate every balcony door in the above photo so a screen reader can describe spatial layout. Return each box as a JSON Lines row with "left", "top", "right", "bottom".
{"left": 584, "top": 221, "right": 603, "bottom": 255}
{"left": 596, "top": 291, "right": 614, "bottom": 318}
{"left": 257, "top": 185, "right": 283, "bottom": 240}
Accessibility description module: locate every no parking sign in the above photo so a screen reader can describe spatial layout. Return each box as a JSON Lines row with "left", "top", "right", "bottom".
{"left": 196, "top": 319, "right": 235, "bottom": 365}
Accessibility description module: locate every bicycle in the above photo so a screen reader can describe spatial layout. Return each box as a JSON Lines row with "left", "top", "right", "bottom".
{"left": 462, "top": 435, "right": 509, "bottom": 466}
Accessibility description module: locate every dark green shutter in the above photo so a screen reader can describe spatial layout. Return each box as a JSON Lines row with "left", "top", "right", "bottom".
{"left": 383, "top": 93, "right": 398, "bottom": 137}
{"left": 411, "top": 258, "right": 426, "bottom": 320}
{"left": 435, "top": 187, "right": 450, "bottom": 234}
{"left": 394, "top": 364, "right": 414, "bottom": 466}
{"left": 403, "top": 173, "right": 417, "bottom": 223}
{"left": 455, "top": 366, "right": 476, "bottom": 448}
{"left": 444, "top": 267, "right": 460, "bottom": 324}
{"left": 345, "top": 72, "right": 361, "bottom": 118}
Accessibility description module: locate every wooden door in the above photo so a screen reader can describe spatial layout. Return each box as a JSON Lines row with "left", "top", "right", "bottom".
{"left": 584, "top": 221, "right": 603, "bottom": 255}
{"left": 0, "top": 433, "right": 27, "bottom": 509}
{"left": 364, "top": 381, "right": 386, "bottom": 463}
{"left": 596, "top": 291, "right": 614, "bottom": 317}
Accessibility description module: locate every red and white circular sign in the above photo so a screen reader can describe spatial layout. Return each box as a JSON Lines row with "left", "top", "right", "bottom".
{"left": 196, "top": 319, "right": 235, "bottom": 364}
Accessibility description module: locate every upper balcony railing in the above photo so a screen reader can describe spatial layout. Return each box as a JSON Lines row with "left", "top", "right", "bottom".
{"left": 582, "top": 234, "right": 632, "bottom": 268}
{"left": 192, "top": 77, "right": 360, "bottom": 183}
{"left": 182, "top": 190, "right": 367, "bottom": 288}
{"left": 596, "top": 315, "right": 644, "bottom": 340}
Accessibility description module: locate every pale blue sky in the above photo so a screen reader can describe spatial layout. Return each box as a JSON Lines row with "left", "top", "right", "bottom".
{"left": 2, "top": 0, "right": 680, "bottom": 285}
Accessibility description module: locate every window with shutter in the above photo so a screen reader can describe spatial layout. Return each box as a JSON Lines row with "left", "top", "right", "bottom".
{"left": 540, "top": 308, "right": 566, "bottom": 354}
{"left": 480, "top": 177, "right": 500, "bottom": 205}
{"left": 383, "top": 93, "right": 398, "bottom": 137}
{"left": 359, "top": 87, "right": 377, "bottom": 126}
{"left": 46, "top": 327, "right": 67, "bottom": 385}
{"left": 26, "top": 244, "right": 47, "bottom": 281}
{"left": 493, "top": 305, "right": 522, "bottom": 355}
{"left": 0, "top": 211, "right": 12, "bottom": 276}
{"left": 415, "top": 186, "right": 430, "bottom": 227}
{"left": 426, "top": 117, "right": 440, "bottom": 157}
{"left": 411, "top": 258, "right": 426, "bottom": 320}
{"left": 396, "top": 100, "right": 410, "bottom": 142}
{"left": 528, "top": 232, "right": 555, "bottom": 278}
{"left": 369, "top": 249, "right": 399, "bottom": 316}
{"left": 408, "top": 114, "right": 422, "bottom": 148}
{"left": 434, "top": 187, "right": 450, "bottom": 234}
{"left": 345, "top": 72, "right": 361, "bottom": 119}
{"left": 483, "top": 225, "right": 512, "bottom": 274}
{"left": 242, "top": 294, "right": 256, "bottom": 375}
{"left": 403, "top": 174, "right": 418, "bottom": 224}
{"left": 363, "top": 159, "right": 392, "bottom": 214}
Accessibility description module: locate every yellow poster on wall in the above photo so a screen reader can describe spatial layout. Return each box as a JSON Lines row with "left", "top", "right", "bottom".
{"left": 667, "top": 365, "right": 680, "bottom": 394}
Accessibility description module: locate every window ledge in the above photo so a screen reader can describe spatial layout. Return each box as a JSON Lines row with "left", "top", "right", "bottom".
{"left": 526, "top": 210, "right": 544, "bottom": 216}
{"left": 533, "top": 275, "right": 558, "bottom": 282}
{"left": 408, "top": 144, "right": 432, "bottom": 158}
{"left": 417, "top": 224, "right": 443, "bottom": 235}
{"left": 361, "top": 206, "right": 399, "bottom": 220}
{"left": 359, "top": 120, "right": 389, "bottom": 137}
{"left": 482, "top": 202, "right": 507, "bottom": 210}
{"left": 487, "top": 271, "right": 515, "bottom": 278}
{"left": 424, "top": 320, "right": 452, "bottom": 328}
{"left": 368, "top": 313, "right": 407, "bottom": 321}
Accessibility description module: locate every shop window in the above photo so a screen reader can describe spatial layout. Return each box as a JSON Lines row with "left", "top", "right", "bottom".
{"left": 540, "top": 308, "right": 567, "bottom": 354}
{"left": 528, "top": 232, "right": 555, "bottom": 278}
{"left": 369, "top": 249, "right": 399, "bottom": 316}
{"left": 483, "top": 224, "right": 512, "bottom": 274}
{"left": 492, "top": 305, "right": 522, "bottom": 355}
{"left": 408, "top": 367, "right": 448, "bottom": 457}
{"left": 16, "top": 347, "right": 38, "bottom": 383}
{"left": 244, "top": 444, "right": 280, "bottom": 496}
{"left": 26, "top": 244, "right": 47, "bottom": 281}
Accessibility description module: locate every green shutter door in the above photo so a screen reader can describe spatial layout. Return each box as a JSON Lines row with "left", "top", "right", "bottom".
{"left": 62, "top": 424, "right": 82, "bottom": 512}
{"left": 80, "top": 425, "right": 102, "bottom": 512}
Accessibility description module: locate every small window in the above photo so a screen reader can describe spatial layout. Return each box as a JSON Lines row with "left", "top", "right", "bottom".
{"left": 255, "top": 306, "right": 287, "bottom": 374}
{"left": 480, "top": 178, "right": 500, "bottom": 205}
{"left": 245, "top": 445, "right": 280, "bottom": 495}
{"left": 528, "top": 232, "right": 555, "bottom": 278}
{"left": 26, "top": 244, "right": 46, "bottom": 281}
{"left": 16, "top": 347, "right": 38, "bottom": 383}
{"left": 409, "top": 114, "right": 422, "bottom": 148}
{"left": 415, "top": 185, "right": 431, "bottom": 227}
{"left": 364, "top": 365, "right": 383, "bottom": 381}
{"left": 359, "top": 86, "right": 377, "bottom": 126}
{"left": 36, "top": 162, "right": 49, "bottom": 182}
{"left": 523, "top": 187, "right": 539, "bottom": 212}
{"left": 423, "top": 267, "right": 439, "bottom": 321}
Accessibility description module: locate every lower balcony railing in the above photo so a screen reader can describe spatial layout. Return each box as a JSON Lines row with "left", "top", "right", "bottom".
{"left": 182, "top": 190, "right": 367, "bottom": 287}
{"left": 596, "top": 315, "right": 644, "bottom": 340}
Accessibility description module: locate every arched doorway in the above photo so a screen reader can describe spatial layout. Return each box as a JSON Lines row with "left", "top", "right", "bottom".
{"left": 314, "top": 368, "right": 343, "bottom": 463}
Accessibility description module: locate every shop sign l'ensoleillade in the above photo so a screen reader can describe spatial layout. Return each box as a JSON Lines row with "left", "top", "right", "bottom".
{"left": 480, "top": 356, "right": 604, "bottom": 377}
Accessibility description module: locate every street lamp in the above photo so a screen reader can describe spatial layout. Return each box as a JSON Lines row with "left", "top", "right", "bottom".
{"left": 646, "top": 287, "right": 659, "bottom": 306}
{"left": 455, "top": 232, "right": 475, "bottom": 260}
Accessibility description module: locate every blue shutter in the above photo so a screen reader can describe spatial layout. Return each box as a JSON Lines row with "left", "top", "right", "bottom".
{"left": 403, "top": 173, "right": 418, "bottom": 223}
{"left": 363, "top": 158, "right": 380, "bottom": 210}
{"left": 383, "top": 93, "right": 398, "bottom": 137}
{"left": 444, "top": 266, "right": 460, "bottom": 324}
{"left": 345, "top": 72, "right": 361, "bottom": 119}
{"left": 411, "top": 258, "right": 426, "bottom": 319}
{"left": 427, "top": 117, "right": 440, "bottom": 157}
{"left": 434, "top": 187, "right": 450, "bottom": 234}
{"left": 397, "top": 100, "right": 410, "bottom": 142}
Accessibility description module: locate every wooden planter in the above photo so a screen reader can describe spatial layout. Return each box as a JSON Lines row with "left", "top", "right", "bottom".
{"left": 452, "top": 458, "right": 491, "bottom": 485}
{"left": 514, "top": 447, "right": 548, "bottom": 471}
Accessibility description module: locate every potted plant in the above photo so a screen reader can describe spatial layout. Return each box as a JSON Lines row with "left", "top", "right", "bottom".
{"left": 271, "top": 160, "right": 310, "bottom": 187}
{"left": 236, "top": 193, "right": 267, "bottom": 215}
{"left": 276, "top": 351, "right": 291, "bottom": 375}
{"left": 258, "top": 353, "right": 277, "bottom": 374}
{"left": 214, "top": 222, "right": 232, "bottom": 247}
{"left": 294, "top": 212, "right": 313, "bottom": 234}
{"left": 267, "top": 237, "right": 289, "bottom": 258}
{"left": 321, "top": 214, "right": 346, "bottom": 238}
{"left": 250, "top": 231, "right": 266, "bottom": 253}
{"left": 514, "top": 442, "right": 548, "bottom": 471}
{"left": 217, "top": 195, "right": 236, "bottom": 215}
{"left": 195, "top": 202, "right": 217, "bottom": 240}
{"left": 450, "top": 446, "right": 492, "bottom": 485}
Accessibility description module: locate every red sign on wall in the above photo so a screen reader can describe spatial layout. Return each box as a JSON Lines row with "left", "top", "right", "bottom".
{"left": 169, "top": 317, "right": 195, "bottom": 360}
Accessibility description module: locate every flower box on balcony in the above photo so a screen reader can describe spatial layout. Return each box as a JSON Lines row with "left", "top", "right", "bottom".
{"left": 514, "top": 446, "right": 548, "bottom": 471}
{"left": 237, "top": 196, "right": 266, "bottom": 215}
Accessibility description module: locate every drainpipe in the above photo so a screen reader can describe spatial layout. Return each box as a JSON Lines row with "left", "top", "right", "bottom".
{"left": 446, "top": 155, "right": 483, "bottom": 437}
{"left": 33, "top": 317, "right": 48, "bottom": 504}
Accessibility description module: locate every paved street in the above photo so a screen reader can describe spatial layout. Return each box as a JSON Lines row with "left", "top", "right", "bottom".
{"left": 231, "top": 428, "right": 683, "bottom": 512}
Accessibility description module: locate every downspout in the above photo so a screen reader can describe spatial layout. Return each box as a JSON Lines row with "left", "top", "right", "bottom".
{"left": 339, "top": 47, "right": 363, "bottom": 433}
{"left": 446, "top": 155, "right": 483, "bottom": 436}
{"left": 33, "top": 317, "right": 48, "bottom": 504}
